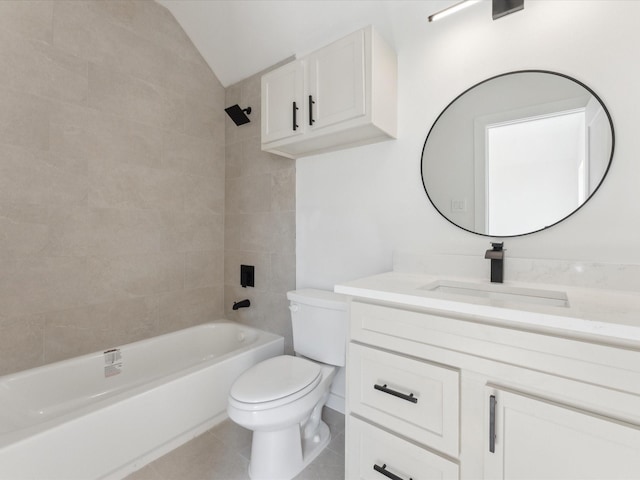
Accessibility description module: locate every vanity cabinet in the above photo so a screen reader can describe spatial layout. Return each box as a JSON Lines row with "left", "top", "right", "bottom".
{"left": 261, "top": 26, "right": 397, "bottom": 159}
{"left": 344, "top": 299, "right": 640, "bottom": 480}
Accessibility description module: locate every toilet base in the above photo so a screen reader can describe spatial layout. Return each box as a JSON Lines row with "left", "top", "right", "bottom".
{"left": 248, "top": 421, "right": 331, "bottom": 480}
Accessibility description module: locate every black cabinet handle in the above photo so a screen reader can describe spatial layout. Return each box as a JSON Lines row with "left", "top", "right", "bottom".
{"left": 373, "top": 463, "right": 412, "bottom": 480}
{"left": 292, "top": 101, "right": 299, "bottom": 131}
{"left": 308, "top": 95, "right": 315, "bottom": 125}
{"left": 374, "top": 384, "right": 418, "bottom": 404}
{"left": 489, "top": 394, "right": 497, "bottom": 453}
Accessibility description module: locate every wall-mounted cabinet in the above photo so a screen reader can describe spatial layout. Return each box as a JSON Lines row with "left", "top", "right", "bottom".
{"left": 261, "top": 26, "right": 397, "bottom": 159}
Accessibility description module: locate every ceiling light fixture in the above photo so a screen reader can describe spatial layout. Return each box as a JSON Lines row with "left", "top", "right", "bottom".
{"left": 428, "top": 0, "right": 524, "bottom": 23}
{"left": 492, "top": 0, "right": 524, "bottom": 20}
{"left": 428, "top": 0, "right": 480, "bottom": 23}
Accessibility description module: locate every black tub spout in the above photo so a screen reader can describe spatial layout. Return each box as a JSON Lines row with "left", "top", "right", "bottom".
{"left": 232, "top": 299, "right": 251, "bottom": 310}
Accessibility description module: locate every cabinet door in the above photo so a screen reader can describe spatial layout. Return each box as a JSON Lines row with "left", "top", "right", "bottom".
{"left": 307, "top": 29, "right": 365, "bottom": 131}
{"left": 261, "top": 60, "right": 305, "bottom": 143}
{"left": 485, "top": 386, "right": 640, "bottom": 479}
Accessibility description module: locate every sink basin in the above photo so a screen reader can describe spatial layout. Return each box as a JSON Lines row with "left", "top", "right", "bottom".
{"left": 420, "top": 280, "right": 569, "bottom": 308}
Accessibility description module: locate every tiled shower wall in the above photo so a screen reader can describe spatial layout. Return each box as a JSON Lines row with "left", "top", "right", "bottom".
{"left": 224, "top": 70, "right": 297, "bottom": 354}
{"left": 0, "top": 1, "right": 226, "bottom": 375}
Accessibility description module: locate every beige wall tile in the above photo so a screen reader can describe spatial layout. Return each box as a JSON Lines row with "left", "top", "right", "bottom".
{"left": 272, "top": 167, "right": 296, "bottom": 212}
{"left": 0, "top": 314, "right": 45, "bottom": 376}
{"left": 185, "top": 94, "right": 224, "bottom": 140}
{"left": 87, "top": 62, "right": 133, "bottom": 116}
{"left": 178, "top": 211, "right": 224, "bottom": 253}
{"left": 87, "top": 208, "right": 163, "bottom": 256}
{"left": 44, "top": 296, "right": 158, "bottom": 363}
{"left": 0, "top": 257, "right": 88, "bottom": 317}
{"left": 0, "top": 88, "right": 50, "bottom": 150}
{"left": 0, "top": 204, "right": 49, "bottom": 259}
{"left": 44, "top": 207, "right": 91, "bottom": 258}
{"left": 162, "top": 131, "right": 225, "bottom": 177}
{"left": 157, "top": 286, "right": 224, "bottom": 334}
{"left": 0, "top": 144, "right": 88, "bottom": 207}
{"left": 0, "top": 30, "right": 88, "bottom": 104}
{"left": 225, "top": 142, "right": 243, "bottom": 179}
{"left": 0, "top": 0, "right": 53, "bottom": 43}
{"left": 270, "top": 253, "right": 296, "bottom": 294}
{"left": 225, "top": 213, "right": 273, "bottom": 254}
{"left": 0, "top": 205, "right": 92, "bottom": 260}
{"left": 49, "top": 102, "right": 163, "bottom": 168}
{"left": 226, "top": 174, "right": 272, "bottom": 215}
{"left": 88, "top": 158, "right": 185, "bottom": 211}
{"left": 185, "top": 250, "right": 224, "bottom": 290}
{"left": 185, "top": 173, "right": 225, "bottom": 215}
{"left": 224, "top": 71, "right": 296, "bottom": 351}
{"left": 0, "top": 0, "right": 224, "bottom": 374}
{"left": 87, "top": 253, "right": 184, "bottom": 304}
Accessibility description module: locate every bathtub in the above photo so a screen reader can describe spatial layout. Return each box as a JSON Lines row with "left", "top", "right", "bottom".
{"left": 0, "top": 321, "right": 283, "bottom": 480}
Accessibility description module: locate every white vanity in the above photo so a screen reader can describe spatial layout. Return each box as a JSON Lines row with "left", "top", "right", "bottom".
{"left": 336, "top": 268, "right": 640, "bottom": 479}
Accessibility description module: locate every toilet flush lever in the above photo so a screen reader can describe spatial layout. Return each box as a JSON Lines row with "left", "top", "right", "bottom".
{"left": 288, "top": 304, "right": 299, "bottom": 313}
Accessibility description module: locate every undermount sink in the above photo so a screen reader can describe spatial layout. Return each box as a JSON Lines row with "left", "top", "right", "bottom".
{"left": 420, "top": 280, "right": 569, "bottom": 308}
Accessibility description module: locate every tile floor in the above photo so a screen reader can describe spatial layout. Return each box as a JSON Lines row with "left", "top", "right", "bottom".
{"left": 126, "top": 408, "right": 345, "bottom": 480}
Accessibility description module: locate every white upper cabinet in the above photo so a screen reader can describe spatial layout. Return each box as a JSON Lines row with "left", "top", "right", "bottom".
{"left": 261, "top": 26, "right": 397, "bottom": 159}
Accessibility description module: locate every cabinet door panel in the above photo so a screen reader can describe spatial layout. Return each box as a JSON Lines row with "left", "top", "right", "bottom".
{"left": 261, "top": 61, "right": 305, "bottom": 143}
{"left": 485, "top": 386, "right": 640, "bottom": 479}
{"left": 347, "top": 416, "right": 459, "bottom": 480}
{"left": 308, "top": 29, "right": 365, "bottom": 130}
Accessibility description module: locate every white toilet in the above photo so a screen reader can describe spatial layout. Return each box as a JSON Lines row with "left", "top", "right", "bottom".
{"left": 227, "top": 289, "right": 348, "bottom": 480}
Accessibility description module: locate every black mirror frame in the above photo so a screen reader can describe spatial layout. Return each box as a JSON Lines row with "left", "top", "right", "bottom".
{"left": 420, "top": 69, "right": 615, "bottom": 238}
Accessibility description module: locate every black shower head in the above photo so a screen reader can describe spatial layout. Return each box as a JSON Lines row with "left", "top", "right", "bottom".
{"left": 225, "top": 104, "right": 252, "bottom": 126}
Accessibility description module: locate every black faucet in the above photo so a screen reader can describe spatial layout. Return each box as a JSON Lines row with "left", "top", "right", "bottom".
{"left": 232, "top": 299, "right": 251, "bottom": 310}
{"left": 484, "top": 242, "right": 504, "bottom": 283}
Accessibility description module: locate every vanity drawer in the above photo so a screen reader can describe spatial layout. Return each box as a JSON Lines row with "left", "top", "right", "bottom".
{"left": 347, "top": 415, "right": 459, "bottom": 480}
{"left": 348, "top": 343, "right": 460, "bottom": 457}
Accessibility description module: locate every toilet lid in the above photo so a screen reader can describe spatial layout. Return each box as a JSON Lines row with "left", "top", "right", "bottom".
{"left": 230, "top": 356, "right": 322, "bottom": 404}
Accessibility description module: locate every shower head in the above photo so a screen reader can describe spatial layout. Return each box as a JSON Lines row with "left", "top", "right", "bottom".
{"left": 225, "top": 104, "right": 252, "bottom": 126}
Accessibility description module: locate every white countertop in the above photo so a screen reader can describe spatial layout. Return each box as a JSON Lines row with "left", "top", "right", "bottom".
{"left": 334, "top": 271, "right": 640, "bottom": 348}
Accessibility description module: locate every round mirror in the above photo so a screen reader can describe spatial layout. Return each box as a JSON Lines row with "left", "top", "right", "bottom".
{"left": 421, "top": 70, "right": 614, "bottom": 237}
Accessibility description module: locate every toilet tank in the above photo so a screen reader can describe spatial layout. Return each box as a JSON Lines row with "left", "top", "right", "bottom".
{"left": 287, "top": 289, "right": 348, "bottom": 367}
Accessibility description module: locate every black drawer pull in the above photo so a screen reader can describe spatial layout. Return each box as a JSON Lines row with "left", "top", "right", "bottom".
{"left": 374, "top": 384, "right": 418, "bottom": 404}
{"left": 489, "top": 394, "right": 497, "bottom": 453}
{"left": 373, "top": 463, "right": 413, "bottom": 480}
{"left": 292, "top": 101, "right": 299, "bottom": 131}
{"left": 308, "top": 95, "right": 315, "bottom": 125}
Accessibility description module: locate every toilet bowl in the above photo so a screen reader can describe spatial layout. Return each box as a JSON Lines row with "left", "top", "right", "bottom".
{"left": 228, "top": 356, "right": 336, "bottom": 479}
{"left": 226, "top": 289, "right": 348, "bottom": 480}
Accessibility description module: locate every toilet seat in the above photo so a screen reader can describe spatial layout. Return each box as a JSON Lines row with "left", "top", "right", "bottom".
{"left": 229, "top": 356, "right": 322, "bottom": 411}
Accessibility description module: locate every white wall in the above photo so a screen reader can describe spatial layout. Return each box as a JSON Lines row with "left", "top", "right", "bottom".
{"left": 297, "top": 0, "right": 640, "bottom": 290}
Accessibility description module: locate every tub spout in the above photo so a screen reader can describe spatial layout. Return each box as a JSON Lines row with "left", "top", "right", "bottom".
{"left": 232, "top": 299, "right": 251, "bottom": 310}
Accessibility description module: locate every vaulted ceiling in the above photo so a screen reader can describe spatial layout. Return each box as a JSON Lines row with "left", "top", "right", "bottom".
{"left": 157, "top": 0, "right": 457, "bottom": 87}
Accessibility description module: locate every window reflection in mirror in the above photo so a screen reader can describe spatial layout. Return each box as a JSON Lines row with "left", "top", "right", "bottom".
{"left": 421, "top": 71, "right": 614, "bottom": 237}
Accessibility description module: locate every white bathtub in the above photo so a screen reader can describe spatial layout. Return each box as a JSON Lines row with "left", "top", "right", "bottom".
{"left": 0, "top": 321, "right": 283, "bottom": 480}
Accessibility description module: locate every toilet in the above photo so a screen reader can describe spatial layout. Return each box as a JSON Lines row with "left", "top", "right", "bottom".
{"left": 227, "top": 289, "right": 348, "bottom": 480}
